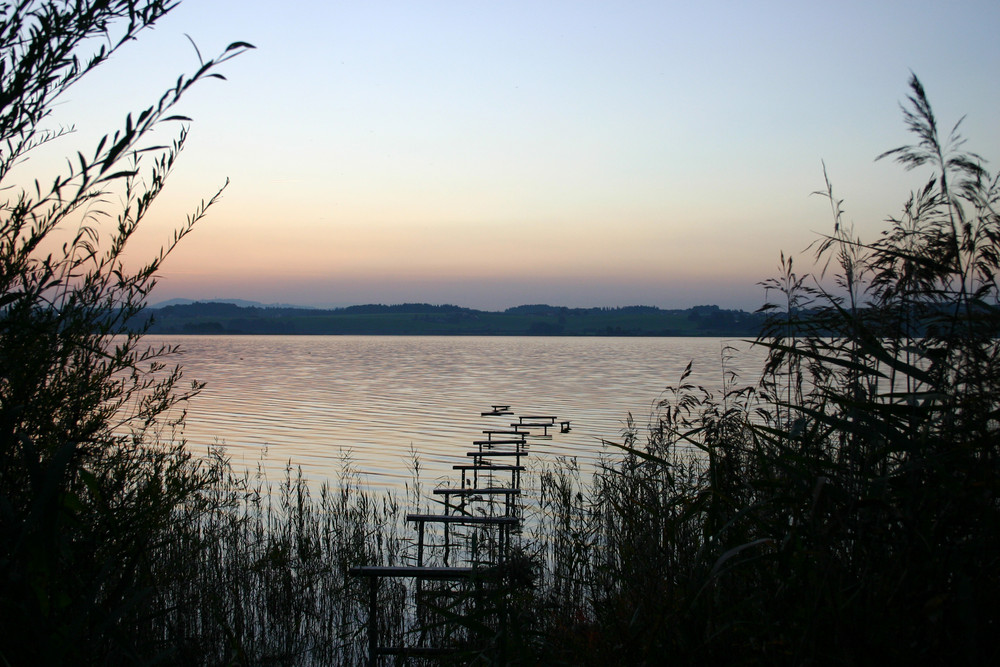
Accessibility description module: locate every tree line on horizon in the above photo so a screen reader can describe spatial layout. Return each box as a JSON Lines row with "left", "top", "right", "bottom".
{"left": 143, "top": 301, "right": 770, "bottom": 336}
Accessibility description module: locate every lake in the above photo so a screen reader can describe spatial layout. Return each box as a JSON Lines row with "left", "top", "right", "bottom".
{"left": 149, "top": 335, "right": 768, "bottom": 494}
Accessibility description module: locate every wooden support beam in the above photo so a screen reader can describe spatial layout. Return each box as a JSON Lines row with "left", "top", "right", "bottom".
{"left": 349, "top": 565, "right": 490, "bottom": 579}
{"left": 433, "top": 487, "right": 520, "bottom": 496}
{"left": 406, "top": 513, "right": 520, "bottom": 525}
{"left": 472, "top": 439, "right": 526, "bottom": 446}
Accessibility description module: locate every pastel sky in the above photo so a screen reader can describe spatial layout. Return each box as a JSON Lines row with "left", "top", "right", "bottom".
{"left": 33, "top": 0, "right": 1000, "bottom": 310}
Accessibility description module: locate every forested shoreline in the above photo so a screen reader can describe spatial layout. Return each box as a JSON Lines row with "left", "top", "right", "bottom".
{"left": 146, "top": 302, "right": 768, "bottom": 336}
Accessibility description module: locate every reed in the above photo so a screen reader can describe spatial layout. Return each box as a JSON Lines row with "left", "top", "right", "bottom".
{"left": 3, "top": 3, "right": 996, "bottom": 659}
{"left": 526, "top": 75, "right": 1000, "bottom": 665}
{"left": 132, "top": 450, "right": 409, "bottom": 665}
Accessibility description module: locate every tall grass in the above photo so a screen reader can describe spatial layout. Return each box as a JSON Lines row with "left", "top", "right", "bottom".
{"left": 525, "top": 74, "right": 1000, "bottom": 665}
{"left": 110, "top": 444, "right": 541, "bottom": 665}
{"left": 8, "top": 68, "right": 994, "bottom": 663}
{"left": 111, "top": 449, "right": 405, "bottom": 665}
{"left": 132, "top": 76, "right": 998, "bottom": 665}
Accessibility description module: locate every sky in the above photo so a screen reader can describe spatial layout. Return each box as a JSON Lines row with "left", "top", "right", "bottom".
{"left": 28, "top": 0, "right": 1000, "bottom": 311}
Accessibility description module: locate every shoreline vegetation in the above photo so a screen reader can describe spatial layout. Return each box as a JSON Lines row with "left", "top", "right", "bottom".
{"left": 145, "top": 302, "right": 769, "bottom": 336}
{"left": 2, "top": 2, "right": 999, "bottom": 664}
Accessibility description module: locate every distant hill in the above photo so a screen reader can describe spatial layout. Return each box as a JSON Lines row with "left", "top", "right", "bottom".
{"left": 140, "top": 302, "right": 767, "bottom": 337}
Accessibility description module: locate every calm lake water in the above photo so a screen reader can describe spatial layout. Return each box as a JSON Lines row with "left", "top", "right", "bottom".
{"left": 149, "top": 335, "right": 767, "bottom": 493}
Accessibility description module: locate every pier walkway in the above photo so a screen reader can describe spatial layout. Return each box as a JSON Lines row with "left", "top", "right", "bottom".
{"left": 349, "top": 407, "right": 566, "bottom": 665}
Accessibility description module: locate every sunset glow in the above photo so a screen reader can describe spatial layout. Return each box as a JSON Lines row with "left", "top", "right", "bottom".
{"left": 34, "top": 0, "right": 1000, "bottom": 310}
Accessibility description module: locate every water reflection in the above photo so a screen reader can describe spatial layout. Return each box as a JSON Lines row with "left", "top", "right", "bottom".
{"left": 150, "top": 336, "right": 766, "bottom": 494}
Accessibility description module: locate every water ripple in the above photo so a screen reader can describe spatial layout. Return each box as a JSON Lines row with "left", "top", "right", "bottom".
{"left": 154, "top": 335, "right": 766, "bottom": 494}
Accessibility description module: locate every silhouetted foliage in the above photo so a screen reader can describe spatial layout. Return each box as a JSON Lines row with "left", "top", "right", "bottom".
{"left": 530, "top": 75, "right": 1000, "bottom": 665}
{"left": 0, "top": 1, "right": 251, "bottom": 662}
{"left": 5, "top": 10, "right": 995, "bottom": 662}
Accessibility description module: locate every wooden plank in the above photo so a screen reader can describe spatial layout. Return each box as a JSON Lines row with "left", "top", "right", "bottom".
{"left": 377, "top": 646, "right": 461, "bottom": 657}
{"left": 467, "top": 450, "right": 527, "bottom": 457}
{"left": 406, "top": 513, "right": 520, "bottom": 525}
{"left": 433, "top": 487, "right": 520, "bottom": 496}
{"left": 481, "top": 405, "right": 513, "bottom": 416}
{"left": 349, "top": 565, "right": 486, "bottom": 579}
{"left": 452, "top": 464, "right": 525, "bottom": 471}
{"left": 472, "top": 439, "right": 526, "bottom": 446}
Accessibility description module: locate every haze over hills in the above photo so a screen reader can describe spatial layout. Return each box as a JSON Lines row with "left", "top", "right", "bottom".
{"left": 150, "top": 298, "right": 321, "bottom": 310}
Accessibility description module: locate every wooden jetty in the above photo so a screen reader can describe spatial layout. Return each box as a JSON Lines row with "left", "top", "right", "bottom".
{"left": 349, "top": 407, "right": 569, "bottom": 665}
